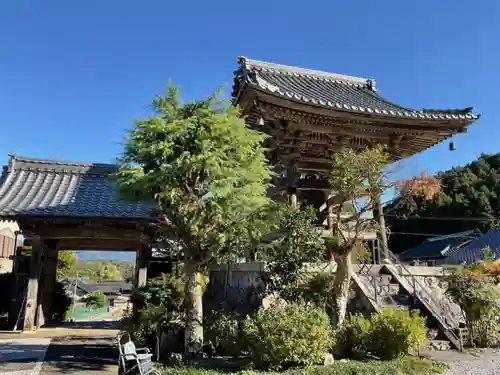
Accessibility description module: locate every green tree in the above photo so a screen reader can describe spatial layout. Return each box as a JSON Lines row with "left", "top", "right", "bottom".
{"left": 56, "top": 251, "right": 78, "bottom": 278}
{"left": 262, "top": 203, "right": 325, "bottom": 301}
{"left": 124, "top": 274, "right": 186, "bottom": 360}
{"left": 116, "top": 85, "right": 270, "bottom": 355}
{"left": 326, "top": 146, "right": 391, "bottom": 329}
{"left": 326, "top": 146, "right": 440, "bottom": 329}
{"left": 77, "top": 261, "right": 123, "bottom": 282}
{"left": 85, "top": 291, "right": 107, "bottom": 310}
{"left": 446, "top": 268, "right": 500, "bottom": 346}
{"left": 386, "top": 153, "right": 500, "bottom": 253}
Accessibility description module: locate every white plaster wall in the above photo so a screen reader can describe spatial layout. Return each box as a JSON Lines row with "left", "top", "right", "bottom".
{"left": 0, "top": 220, "right": 19, "bottom": 233}
{"left": 0, "top": 258, "right": 13, "bottom": 273}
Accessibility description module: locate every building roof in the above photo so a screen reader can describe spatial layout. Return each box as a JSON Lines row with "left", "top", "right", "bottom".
{"left": 399, "top": 230, "right": 480, "bottom": 261}
{"left": 0, "top": 155, "right": 156, "bottom": 220}
{"left": 443, "top": 228, "right": 500, "bottom": 265}
{"left": 233, "top": 57, "right": 480, "bottom": 121}
{"left": 61, "top": 278, "right": 133, "bottom": 295}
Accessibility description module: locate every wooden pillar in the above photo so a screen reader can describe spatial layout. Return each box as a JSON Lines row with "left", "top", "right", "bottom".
{"left": 37, "top": 241, "right": 58, "bottom": 328}
{"left": 373, "top": 192, "right": 389, "bottom": 262}
{"left": 135, "top": 243, "right": 150, "bottom": 288}
{"left": 8, "top": 243, "right": 25, "bottom": 329}
{"left": 23, "top": 236, "right": 43, "bottom": 331}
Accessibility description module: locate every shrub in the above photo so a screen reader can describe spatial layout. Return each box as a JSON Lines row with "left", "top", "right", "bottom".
{"left": 122, "top": 273, "right": 185, "bottom": 345}
{"left": 158, "top": 356, "right": 448, "bottom": 374}
{"left": 243, "top": 303, "right": 333, "bottom": 369}
{"left": 295, "top": 272, "right": 336, "bottom": 310}
{"left": 210, "top": 311, "right": 242, "bottom": 357}
{"left": 367, "top": 309, "right": 428, "bottom": 360}
{"left": 336, "top": 309, "right": 428, "bottom": 360}
{"left": 85, "top": 291, "right": 107, "bottom": 309}
{"left": 446, "top": 270, "right": 500, "bottom": 322}
{"left": 337, "top": 313, "right": 371, "bottom": 357}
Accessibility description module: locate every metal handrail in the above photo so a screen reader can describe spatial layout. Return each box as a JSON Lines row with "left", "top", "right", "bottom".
{"left": 355, "top": 249, "right": 462, "bottom": 348}
{"left": 384, "top": 250, "right": 462, "bottom": 346}
{"left": 357, "top": 260, "right": 401, "bottom": 309}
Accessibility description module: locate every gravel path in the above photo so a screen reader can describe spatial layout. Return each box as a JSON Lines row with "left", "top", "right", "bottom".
{"left": 428, "top": 349, "right": 500, "bottom": 375}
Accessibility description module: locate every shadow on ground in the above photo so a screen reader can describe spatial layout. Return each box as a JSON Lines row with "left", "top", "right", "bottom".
{"left": 41, "top": 335, "right": 118, "bottom": 374}
{"left": 44, "top": 320, "right": 121, "bottom": 330}
{"left": 0, "top": 339, "right": 50, "bottom": 373}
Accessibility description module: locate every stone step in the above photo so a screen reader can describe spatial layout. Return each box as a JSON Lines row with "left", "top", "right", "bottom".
{"left": 381, "top": 303, "right": 409, "bottom": 310}
{"left": 429, "top": 340, "right": 451, "bottom": 351}
{"left": 360, "top": 274, "right": 393, "bottom": 286}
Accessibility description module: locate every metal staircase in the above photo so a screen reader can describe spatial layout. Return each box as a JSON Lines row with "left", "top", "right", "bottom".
{"left": 381, "top": 250, "right": 464, "bottom": 351}
{"left": 356, "top": 258, "right": 409, "bottom": 312}
{"left": 317, "top": 195, "right": 466, "bottom": 350}
{"left": 353, "top": 242, "right": 466, "bottom": 351}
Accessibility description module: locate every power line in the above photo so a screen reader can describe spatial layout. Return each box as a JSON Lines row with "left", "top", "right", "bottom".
{"left": 389, "top": 231, "right": 479, "bottom": 238}
{"left": 384, "top": 214, "right": 500, "bottom": 222}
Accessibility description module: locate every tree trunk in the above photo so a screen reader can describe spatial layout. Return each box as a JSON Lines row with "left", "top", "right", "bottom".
{"left": 156, "top": 333, "right": 161, "bottom": 362}
{"left": 332, "top": 251, "right": 353, "bottom": 330}
{"left": 184, "top": 262, "right": 204, "bottom": 357}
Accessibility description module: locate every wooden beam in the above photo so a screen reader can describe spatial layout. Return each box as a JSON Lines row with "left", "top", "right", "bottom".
{"left": 253, "top": 91, "right": 471, "bottom": 129}
{"left": 58, "top": 238, "right": 141, "bottom": 251}
{"left": 24, "top": 226, "right": 144, "bottom": 240}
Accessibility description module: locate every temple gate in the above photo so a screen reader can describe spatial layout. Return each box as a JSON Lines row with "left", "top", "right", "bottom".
{"left": 0, "top": 156, "right": 157, "bottom": 330}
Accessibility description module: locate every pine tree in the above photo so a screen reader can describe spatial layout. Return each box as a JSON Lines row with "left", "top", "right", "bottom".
{"left": 116, "top": 84, "right": 270, "bottom": 355}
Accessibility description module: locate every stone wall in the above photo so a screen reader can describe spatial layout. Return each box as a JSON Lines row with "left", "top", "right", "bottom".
{"left": 205, "top": 262, "right": 457, "bottom": 318}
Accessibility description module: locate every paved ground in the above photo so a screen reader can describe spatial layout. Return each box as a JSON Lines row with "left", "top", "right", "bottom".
{"left": 0, "top": 337, "right": 51, "bottom": 374}
{"left": 0, "top": 322, "right": 120, "bottom": 375}
{"left": 40, "top": 335, "right": 118, "bottom": 375}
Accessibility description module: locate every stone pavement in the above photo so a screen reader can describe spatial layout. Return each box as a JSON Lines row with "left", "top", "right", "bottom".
{"left": 0, "top": 324, "right": 120, "bottom": 375}
{"left": 40, "top": 334, "right": 118, "bottom": 374}
{"left": 0, "top": 337, "right": 51, "bottom": 375}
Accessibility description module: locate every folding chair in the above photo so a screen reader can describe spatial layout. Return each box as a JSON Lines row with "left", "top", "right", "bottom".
{"left": 117, "top": 331, "right": 159, "bottom": 375}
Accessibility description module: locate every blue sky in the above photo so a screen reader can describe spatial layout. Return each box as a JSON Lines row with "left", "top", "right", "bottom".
{"left": 0, "top": 1, "right": 498, "bottom": 179}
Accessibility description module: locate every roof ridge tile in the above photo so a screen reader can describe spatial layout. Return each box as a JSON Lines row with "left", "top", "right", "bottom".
{"left": 240, "top": 56, "right": 372, "bottom": 87}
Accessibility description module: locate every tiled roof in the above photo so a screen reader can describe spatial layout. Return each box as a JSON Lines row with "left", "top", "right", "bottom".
{"left": 443, "top": 228, "right": 500, "bottom": 265}
{"left": 233, "top": 57, "right": 480, "bottom": 121}
{"left": 399, "top": 230, "right": 480, "bottom": 261}
{"left": 61, "top": 278, "right": 132, "bottom": 295}
{"left": 0, "top": 155, "right": 156, "bottom": 219}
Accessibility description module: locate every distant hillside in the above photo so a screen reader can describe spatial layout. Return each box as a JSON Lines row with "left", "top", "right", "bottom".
{"left": 76, "top": 251, "right": 135, "bottom": 261}
{"left": 386, "top": 153, "right": 500, "bottom": 253}
{"left": 74, "top": 258, "right": 135, "bottom": 283}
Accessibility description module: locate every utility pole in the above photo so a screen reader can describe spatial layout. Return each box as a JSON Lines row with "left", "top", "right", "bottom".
{"left": 70, "top": 273, "right": 78, "bottom": 321}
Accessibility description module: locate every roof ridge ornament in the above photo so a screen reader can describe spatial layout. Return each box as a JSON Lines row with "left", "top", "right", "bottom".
{"left": 364, "top": 79, "right": 376, "bottom": 92}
